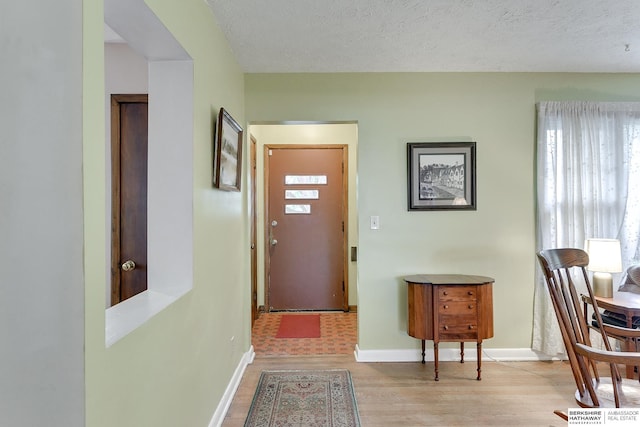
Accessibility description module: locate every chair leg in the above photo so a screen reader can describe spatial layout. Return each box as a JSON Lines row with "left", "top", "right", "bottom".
{"left": 636, "top": 338, "right": 640, "bottom": 382}
{"left": 554, "top": 410, "right": 568, "bottom": 421}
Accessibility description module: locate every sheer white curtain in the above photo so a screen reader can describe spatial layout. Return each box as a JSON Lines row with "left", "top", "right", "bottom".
{"left": 534, "top": 101, "right": 640, "bottom": 356}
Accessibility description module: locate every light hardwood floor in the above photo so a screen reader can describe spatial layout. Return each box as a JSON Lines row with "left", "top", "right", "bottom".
{"left": 222, "top": 354, "right": 577, "bottom": 426}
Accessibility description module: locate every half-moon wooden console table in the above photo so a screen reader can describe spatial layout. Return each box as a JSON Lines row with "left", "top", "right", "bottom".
{"left": 404, "top": 274, "right": 494, "bottom": 381}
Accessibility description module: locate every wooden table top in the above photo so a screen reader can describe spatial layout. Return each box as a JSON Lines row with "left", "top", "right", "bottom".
{"left": 583, "top": 292, "right": 640, "bottom": 312}
{"left": 404, "top": 274, "right": 495, "bottom": 285}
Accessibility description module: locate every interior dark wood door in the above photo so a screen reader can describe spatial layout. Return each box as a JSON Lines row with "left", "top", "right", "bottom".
{"left": 266, "top": 146, "right": 346, "bottom": 311}
{"left": 111, "top": 94, "right": 148, "bottom": 305}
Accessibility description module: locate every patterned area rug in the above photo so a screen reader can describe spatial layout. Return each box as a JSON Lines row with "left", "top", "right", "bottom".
{"left": 244, "top": 369, "right": 361, "bottom": 427}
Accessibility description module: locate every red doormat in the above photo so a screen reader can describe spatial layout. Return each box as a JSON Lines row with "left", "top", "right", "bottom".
{"left": 275, "top": 314, "right": 321, "bottom": 338}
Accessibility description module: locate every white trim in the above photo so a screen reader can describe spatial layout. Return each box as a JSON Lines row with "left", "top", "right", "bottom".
{"left": 208, "top": 346, "right": 256, "bottom": 427}
{"left": 353, "top": 344, "right": 567, "bottom": 362}
{"left": 104, "top": 0, "right": 195, "bottom": 347}
{"left": 353, "top": 345, "right": 420, "bottom": 362}
{"left": 105, "top": 289, "right": 189, "bottom": 347}
{"left": 481, "top": 347, "right": 567, "bottom": 361}
{"left": 105, "top": 0, "right": 189, "bottom": 60}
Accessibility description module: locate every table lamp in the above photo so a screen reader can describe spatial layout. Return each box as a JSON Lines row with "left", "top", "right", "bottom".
{"left": 584, "top": 238, "right": 622, "bottom": 298}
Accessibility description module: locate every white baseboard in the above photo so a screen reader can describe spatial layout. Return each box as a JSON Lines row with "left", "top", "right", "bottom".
{"left": 353, "top": 344, "right": 566, "bottom": 362}
{"left": 208, "top": 345, "right": 255, "bottom": 427}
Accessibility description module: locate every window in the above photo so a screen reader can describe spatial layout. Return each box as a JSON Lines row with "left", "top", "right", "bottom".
{"left": 534, "top": 101, "right": 640, "bottom": 356}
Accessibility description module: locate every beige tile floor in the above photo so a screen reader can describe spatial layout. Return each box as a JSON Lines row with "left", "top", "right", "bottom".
{"left": 251, "top": 311, "right": 357, "bottom": 356}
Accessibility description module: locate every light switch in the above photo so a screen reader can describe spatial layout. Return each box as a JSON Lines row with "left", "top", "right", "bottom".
{"left": 370, "top": 216, "right": 380, "bottom": 230}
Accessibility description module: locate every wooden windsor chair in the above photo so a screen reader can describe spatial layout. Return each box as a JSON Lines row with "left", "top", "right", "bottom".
{"left": 536, "top": 248, "right": 640, "bottom": 420}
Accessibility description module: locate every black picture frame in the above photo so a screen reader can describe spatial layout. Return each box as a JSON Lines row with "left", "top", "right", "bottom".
{"left": 213, "top": 108, "right": 243, "bottom": 191}
{"left": 407, "top": 142, "right": 476, "bottom": 211}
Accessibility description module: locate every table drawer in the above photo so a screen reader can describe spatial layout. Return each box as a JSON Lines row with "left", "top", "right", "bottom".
{"left": 439, "top": 331, "right": 478, "bottom": 340}
{"left": 439, "top": 301, "right": 477, "bottom": 315}
{"left": 439, "top": 286, "right": 477, "bottom": 301}
{"left": 440, "top": 312, "right": 477, "bottom": 328}
{"left": 439, "top": 325, "right": 479, "bottom": 339}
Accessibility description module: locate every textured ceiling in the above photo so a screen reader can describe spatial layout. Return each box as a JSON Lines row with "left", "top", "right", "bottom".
{"left": 206, "top": 0, "right": 640, "bottom": 73}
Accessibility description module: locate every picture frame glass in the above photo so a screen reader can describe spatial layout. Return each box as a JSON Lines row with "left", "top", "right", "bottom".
{"left": 219, "top": 120, "right": 239, "bottom": 188}
{"left": 213, "top": 108, "right": 243, "bottom": 191}
{"left": 408, "top": 142, "right": 476, "bottom": 210}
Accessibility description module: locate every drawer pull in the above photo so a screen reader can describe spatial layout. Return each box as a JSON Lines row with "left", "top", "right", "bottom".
{"left": 468, "top": 304, "right": 473, "bottom": 309}
{"left": 443, "top": 325, "right": 449, "bottom": 330}
{"left": 468, "top": 325, "right": 474, "bottom": 329}
{"left": 444, "top": 305, "right": 449, "bottom": 309}
{"left": 443, "top": 291, "right": 449, "bottom": 296}
{"left": 468, "top": 291, "right": 474, "bottom": 295}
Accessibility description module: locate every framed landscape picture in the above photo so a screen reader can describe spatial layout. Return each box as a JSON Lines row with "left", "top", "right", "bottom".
{"left": 213, "top": 108, "right": 243, "bottom": 191}
{"left": 407, "top": 142, "right": 476, "bottom": 211}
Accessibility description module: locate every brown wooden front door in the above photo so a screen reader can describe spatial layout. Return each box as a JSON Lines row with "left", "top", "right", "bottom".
{"left": 266, "top": 146, "right": 347, "bottom": 311}
{"left": 110, "top": 94, "right": 148, "bottom": 305}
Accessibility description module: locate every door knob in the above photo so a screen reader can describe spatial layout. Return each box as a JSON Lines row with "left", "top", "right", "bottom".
{"left": 121, "top": 260, "right": 136, "bottom": 271}
{"left": 270, "top": 238, "right": 278, "bottom": 246}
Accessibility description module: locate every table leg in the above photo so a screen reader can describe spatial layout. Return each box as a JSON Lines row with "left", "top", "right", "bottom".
{"left": 625, "top": 317, "right": 636, "bottom": 379}
{"left": 460, "top": 342, "right": 464, "bottom": 363}
{"left": 434, "top": 342, "right": 439, "bottom": 381}
{"left": 624, "top": 340, "right": 636, "bottom": 379}
{"left": 421, "top": 340, "right": 426, "bottom": 364}
{"left": 476, "top": 342, "right": 482, "bottom": 381}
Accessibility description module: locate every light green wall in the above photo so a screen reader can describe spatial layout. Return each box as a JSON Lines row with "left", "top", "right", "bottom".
{"left": 84, "top": 1, "right": 247, "bottom": 426}
{"left": 245, "top": 73, "right": 640, "bottom": 351}
{"left": 82, "top": 1, "right": 640, "bottom": 422}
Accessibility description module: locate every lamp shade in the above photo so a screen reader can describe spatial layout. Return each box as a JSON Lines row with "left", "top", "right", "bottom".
{"left": 584, "top": 238, "right": 622, "bottom": 273}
